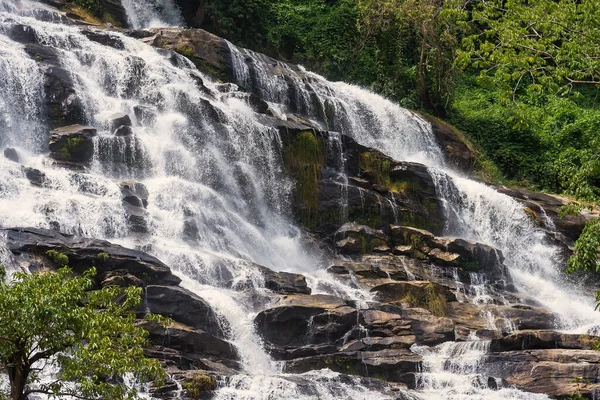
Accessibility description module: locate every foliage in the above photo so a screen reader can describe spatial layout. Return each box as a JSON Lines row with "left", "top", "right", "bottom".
{"left": 458, "top": 0, "right": 600, "bottom": 98}
{"left": 450, "top": 76, "right": 600, "bottom": 193}
{"left": 45, "top": 249, "right": 69, "bottom": 266}
{"left": 0, "top": 267, "right": 165, "bottom": 400}
{"left": 66, "top": 0, "right": 103, "bottom": 17}
{"left": 183, "top": 373, "right": 217, "bottom": 399}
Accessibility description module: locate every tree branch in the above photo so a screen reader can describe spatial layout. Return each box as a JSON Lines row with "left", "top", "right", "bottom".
{"left": 24, "top": 388, "right": 96, "bottom": 400}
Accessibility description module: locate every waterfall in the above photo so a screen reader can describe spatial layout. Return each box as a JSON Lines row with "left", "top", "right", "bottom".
{"left": 224, "top": 45, "right": 600, "bottom": 331}
{"left": 412, "top": 342, "right": 550, "bottom": 400}
{"left": 120, "top": 0, "right": 184, "bottom": 29}
{"left": 1, "top": 1, "right": 599, "bottom": 399}
{"left": 223, "top": 40, "right": 600, "bottom": 398}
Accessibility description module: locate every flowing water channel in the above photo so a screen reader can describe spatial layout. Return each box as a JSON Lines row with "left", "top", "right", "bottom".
{"left": 0, "top": 1, "right": 598, "bottom": 399}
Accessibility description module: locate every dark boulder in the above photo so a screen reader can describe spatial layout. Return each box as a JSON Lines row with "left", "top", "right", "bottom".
{"left": 334, "top": 223, "right": 390, "bottom": 255}
{"left": 120, "top": 180, "right": 149, "bottom": 208}
{"left": 255, "top": 265, "right": 311, "bottom": 295}
{"left": 23, "top": 167, "right": 47, "bottom": 187}
{"left": 489, "top": 330, "right": 600, "bottom": 353}
{"left": 2, "top": 227, "right": 180, "bottom": 287}
{"left": 284, "top": 349, "right": 422, "bottom": 388}
{"left": 108, "top": 112, "right": 133, "bottom": 131}
{"left": 4, "top": 147, "right": 19, "bottom": 162}
{"left": 48, "top": 125, "right": 97, "bottom": 163}
{"left": 255, "top": 294, "right": 357, "bottom": 350}
{"left": 140, "top": 320, "right": 238, "bottom": 362}
{"left": 144, "top": 285, "right": 223, "bottom": 337}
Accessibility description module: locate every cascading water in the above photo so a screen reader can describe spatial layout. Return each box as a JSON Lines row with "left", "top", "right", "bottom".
{"left": 1, "top": 1, "right": 598, "bottom": 399}
{"left": 0, "top": 2, "right": 407, "bottom": 399}
{"left": 223, "top": 38, "right": 600, "bottom": 398}
{"left": 120, "top": 0, "right": 183, "bottom": 29}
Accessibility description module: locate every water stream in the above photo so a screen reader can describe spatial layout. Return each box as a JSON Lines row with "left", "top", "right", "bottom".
{"left": 0, "top": 1, "right": 597, "bottom": 399}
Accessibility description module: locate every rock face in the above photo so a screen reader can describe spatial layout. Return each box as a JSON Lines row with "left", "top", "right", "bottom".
{"left": 495, "top": 185, "right": 599, "bottom": 250}
{"left": 418, "top": 112, "right": 478, "bottom": 174}
{"left": 486, "top": 331, "right": 600, "bottom": 398}
{"left": 2, "top": 227, "right": 180, "bottom": 286}
{"left": 273, "top": 126, "right": 446, "bottom": 237}
{"left": 48, "top": 125, "right": 97, "bottom": 163}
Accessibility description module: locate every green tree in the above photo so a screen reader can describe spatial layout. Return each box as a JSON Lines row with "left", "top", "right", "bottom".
{"left": 357, "top": 0, "right": 469, "bottom": 114}
{"left": 458, "top": 0, "right": 600, "bottom": 99}
{"left": 0, "top": 264, "right": 164, "bottom": 400}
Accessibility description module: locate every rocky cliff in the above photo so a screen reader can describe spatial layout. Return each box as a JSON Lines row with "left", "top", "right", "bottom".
{"left": 1, "top": 1, "right": 599, "bottom": 399}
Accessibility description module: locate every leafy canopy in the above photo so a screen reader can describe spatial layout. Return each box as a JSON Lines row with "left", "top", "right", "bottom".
{"left": 0, "top": 264, "right": 164, "bottom": 400}
{"left": 458, "top": 0, "right": 600, "bottom": 98}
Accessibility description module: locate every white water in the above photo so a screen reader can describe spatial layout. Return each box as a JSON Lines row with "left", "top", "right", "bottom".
{"left": 223, "top": 39, "right": 600, "bottom": 399}
{"left": 0, "top": 1, "right": 598, "bottom": 399}
{"left": 413, "top": 342, "right": 550, "bottom": 400}
{"left": 120, "top": 0, "right": 183, "bottom": 29}
{"left": 229, "top": 44, "right": 600, "bottom": 330}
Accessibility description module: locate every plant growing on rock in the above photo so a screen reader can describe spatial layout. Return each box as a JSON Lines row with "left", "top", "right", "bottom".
{"left": 0, "top": 266, "right": 165, "bottom": 400}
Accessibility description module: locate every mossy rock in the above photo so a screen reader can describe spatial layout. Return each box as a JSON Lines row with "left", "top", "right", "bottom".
{"left": 283, "top": 130, "right": 325, "bottom": 229}
{"left": 183, "top": 373, "right": 217, "bottom": 399}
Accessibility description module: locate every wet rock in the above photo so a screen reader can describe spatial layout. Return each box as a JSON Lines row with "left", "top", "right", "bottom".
{"left": 48, "top": 125, "right": 96, "bottom": 163}
{"left": 85, "top": 0, "right": 129, "bottom": 27}
{"left": 437, "top": 237, "right": 506, "bottom": 275}
{"left": 133, "top": 105, "right": 157, "bottom": 125}
{"left": 255, "top": 294, "right": 357, "bottom": 350}
{"left": 489, "top": 330, "right": 600, "bottom": 352}
{"left": 120, "top": 180, "right": 149, "bottom": 208}
{"left": 23, "top": 167, "right": 46, "bottom": 187}
{"left": 114, "top": 125, "right": 134, "bottom": 136}
{"left": 35, "top": 60, "right": 84, "bottom": 127}
{"left": 3, "top": 147, "right": 18, "bottom": 162}
{"left": 485, "top": 349, "right": 600, "bottom": 398}
{"left": 81, "top": 29, "right": 125, "bottom": 49}
{"left": 142, "top": 28, "right": 231, "bottom": 81}
{"left": 448, "top": 302, "right": 557, "bottom": 339}
{"left": 256, "top": 265, "right": 311, "bottom": 295}
{"left": 418, "top": 112, "right": 478, "bottom": 174}
{"left": 109, "top": 112, "right": 133, "bottom": 131}
{"left": 141, "top": 320, "right": 238, "bottom": 362}
{"left": 2, "top": 227, "right": 180, "bottom": 287}
{"left": 397, "top": 306, "right": 455, "bottom": 346}
{"left": 361, "top": 309, "right": 414, "bottom": 340}
{"left": 144, "top": 285, "right": 224, "bottom": 337}
{"left": 328, "top": 259, "right": 408, "bottom": 283}
{"left": 284, "top": 349, "right": 422, "bottom": 387}
{"left": 371, "top": 281, "right": 457, "bottom": 304}
{"left": 124, "top": 202, "right": 149, "bottom": 233}
{"left": 334, "top": 223, "right": 390, "bottom": 255}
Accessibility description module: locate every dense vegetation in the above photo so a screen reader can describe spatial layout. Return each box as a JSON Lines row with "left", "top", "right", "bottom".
{"left": 0, "top": 261, "right": 164, "bottom": 400}
{"left": 201, "top": 0, "right": 600, "bottom": 272}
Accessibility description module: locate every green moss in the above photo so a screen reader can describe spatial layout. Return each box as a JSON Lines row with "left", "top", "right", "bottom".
{"left": 96, "top": 252, "right": 110, "bottom": 263}
{"left": 56, "top": 136, "right": 84, "bottom": 161}
{"left": 461, "top": 259, "right": 480, "bottom": 272}
{"left": 403, "top": 283, "right": 448, "bottom": 317}
{"left": 175, "top": 45, "right": 195, "bottom": 58}
{"left": 284, "top": 130, "right": 325, "bottom": 229}
{"left": 46, "top": 250, "right": 69, "bottom": 266}
{"left": 359, "top": 151, "right": 392, "bottom": 188}
{"left": 183, "top": 374, "right": 216, "bottom": 399}
{"left": 400, "top": 212, "right": 442, "bottom": 235}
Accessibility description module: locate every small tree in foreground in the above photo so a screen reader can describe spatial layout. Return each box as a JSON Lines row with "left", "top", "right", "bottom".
{"left": 0, "top": 264, "right": 165, "bottom": 400}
